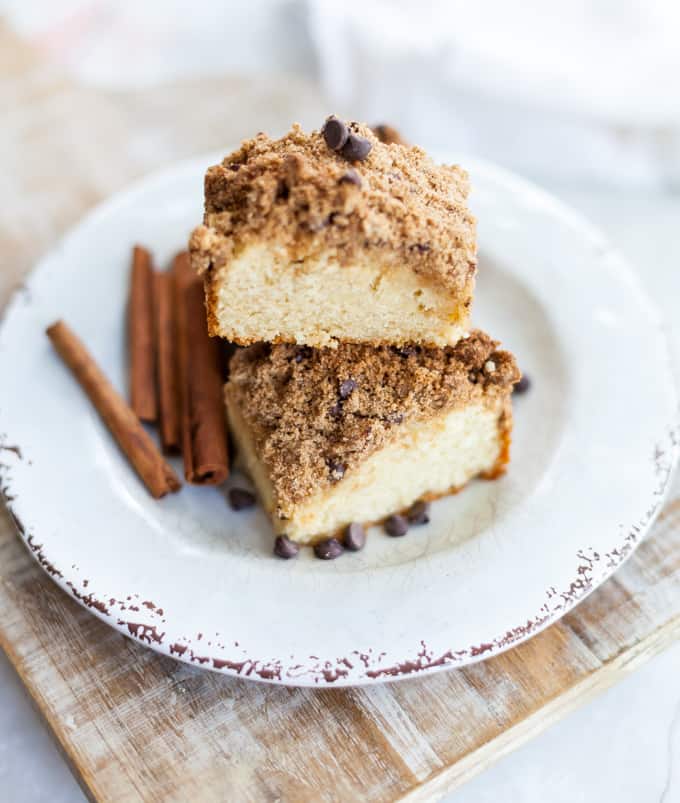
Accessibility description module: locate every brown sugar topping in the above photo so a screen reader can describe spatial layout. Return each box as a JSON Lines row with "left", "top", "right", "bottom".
{"left": 372, "top": 123, "right": 408, "bottom": 146}
{"left": 227, "top": 331, "right": 519, "bottom": 509}
{"left": 190, "top": 121, "right": 476, "bottom": 293}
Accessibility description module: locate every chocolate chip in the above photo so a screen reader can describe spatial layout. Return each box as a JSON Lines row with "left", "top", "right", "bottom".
{"left": 340, "top": 133, "right": 372, "bottom": 162}
{"left": 514, "top": 373, "right": 531, "bottom": 394}
{"left": 327, "top": 459, "right": 346, "bottom": 481}
{"left": 314, "top": 538, "right": 344, "bottom": 560}
{"left": 276, "top": 179, "right": 290, "bottom": 200}
{"left": 274, "top": 535, "right": 299, "bottom": 559}
{"left": 228, "top": 488, "right": 256, "bottom": 511}
{"left": 384, "top": 514, "right": 409, "bottom": 537}
{"left": 411, "top": 243, "right": 430, "bottom": 254}
{"left": 339, "top": 378, "right": 357, "bottom": 399}
{"left": 294, "top": 346, "right": 312, "bottom": 363}
{"left": 407, "top": 500, "right": 430, "bottom": 525}
{"left": 328, "top": 402, "right": 343, "bottom": 419}
{"left": 386, "top": 412, "right": 404, "bottom": 425}
{"left": 339, "top": 169, "right": 362, "bottom": 187}
{"left": 394, "top": 345, "right": 417, "bottom": 358}
{"left": 344, "top": 522, "right": 366, "bottom": 552}
{"left": 322, "top": 116, "right": 349, "bottom": 151}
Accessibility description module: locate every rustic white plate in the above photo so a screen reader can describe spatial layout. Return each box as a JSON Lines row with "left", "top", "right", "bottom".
{"left": 0, "top": 154, "right": 677, "bottom": 687}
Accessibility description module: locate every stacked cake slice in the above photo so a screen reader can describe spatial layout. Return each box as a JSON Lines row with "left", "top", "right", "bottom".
{"left": 190, "top": 119, "right": 519, "bottom": 552}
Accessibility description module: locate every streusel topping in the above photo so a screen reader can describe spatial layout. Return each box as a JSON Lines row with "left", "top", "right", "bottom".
{"left": 190, "top": 121, "right": 476, "bottom": 292}
{"left": 226, "top": 331, "right": 519, "bottom": 508}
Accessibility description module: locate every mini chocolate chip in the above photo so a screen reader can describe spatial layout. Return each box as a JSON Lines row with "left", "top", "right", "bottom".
{"left": 294, "top": 346, "right": 312, "bottom": 363}
{"left": 328, "top": 402, "right": 343, "bottom": 419}
{"left": 339, "top": 169, "right": 362, "bottom": 187}
{"left": 322, "top": 116, "right": 349, "bottom": 151}
{"left": 327, "top": 459, "right": 346, "bottom": 481}
{"left": 314, "top": 538, "right": 344, "bottom": 560}
{"left": 340, "top": 132, "right": 372, "bottom": 162}
{"left": 344, "top": 522, "right": 366, "bottom": 551}
{"left": 468, "top": 370, "right": 479, "bottom": 384}
{"left": 227, "top": 163, "right": 241, "bottom": 171}
{"left": 514, "top": 374, "right": 531, "bottom": 394}
{"left": 407, "top": 500, "right": 430, "bottom": 525}
{"left": 276, "top": 179, "right": 290, "bottom": 200}
{"left": 274, "top": 535, "right": 299, "bottom": 559}
{"left": 339, "top": 378, "right": 357, "bottom": 399}
{"left": 384, "top": 514, "right": 409, "bottom": 537}
{"left": 386, "top": 412, "right": 404, "bottom": 425}
{"left": 411, "top": 243, "right": 430, "bottom": 253}
{"left": 228, "top": 488, "right": 256, "bottom": 511}
{"left": 393, "top": 345, "right": 417, "bottom": 357}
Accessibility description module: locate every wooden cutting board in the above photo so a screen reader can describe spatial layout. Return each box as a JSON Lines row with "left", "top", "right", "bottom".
{"left": 2, "top": 23, "right": 680, "bottom": 802}
{"left": 2, "top": 489, "right": 679, "bottom": 803}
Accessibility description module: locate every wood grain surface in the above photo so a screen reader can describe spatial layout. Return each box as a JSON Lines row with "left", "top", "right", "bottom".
{"left": 1, "top": 23, "right": 680, "bottom": 803}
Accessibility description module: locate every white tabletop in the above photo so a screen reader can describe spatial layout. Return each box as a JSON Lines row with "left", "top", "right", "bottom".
{"left": 1, "top": 189, "right": 679, "bottom": 801}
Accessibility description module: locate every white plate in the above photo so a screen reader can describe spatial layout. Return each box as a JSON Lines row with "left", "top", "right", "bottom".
{"left": 0, "top": 155, "right": 677, "bottom": 687}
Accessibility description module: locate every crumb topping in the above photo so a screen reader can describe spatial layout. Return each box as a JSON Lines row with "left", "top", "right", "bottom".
{"left": 226, "top": 331, "right": 519, "bottom": 510}
{"left": 372, "top": 123, "right": 408, "bottom": 145}
{"left": 190, "top": 121, "right": 476, "bottom": 293}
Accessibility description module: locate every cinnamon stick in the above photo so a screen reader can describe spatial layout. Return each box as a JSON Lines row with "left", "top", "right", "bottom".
{"left": 47, "top": 320, "right": 181, "bottom": 498}
{"left": 174, "top": 252, "right": 229, "bottom": 485}
{"left": 174, "top": 253, "right": 191, "bottom": 476}
{"left": 153, "top": 270, "right": 181, "bottom": 454}
{"left": 128, "top": 245, "right": 158, "bottom": 422}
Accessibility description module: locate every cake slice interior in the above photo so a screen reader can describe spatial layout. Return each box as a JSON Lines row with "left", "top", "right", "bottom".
{"left": 205, "top": 243, "right": 471, "bottom": 349}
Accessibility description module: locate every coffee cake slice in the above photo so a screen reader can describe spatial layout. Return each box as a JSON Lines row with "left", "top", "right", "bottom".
{"left": 190, "top": 122, "right": 477, "bottom": 348}
{"left": 225, "top": 331, "right": 519, "bottom": 544}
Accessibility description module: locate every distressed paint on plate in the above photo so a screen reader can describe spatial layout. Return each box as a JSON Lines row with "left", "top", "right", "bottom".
{"left": 0, "top": 155, "right": 677, "bottom": 686}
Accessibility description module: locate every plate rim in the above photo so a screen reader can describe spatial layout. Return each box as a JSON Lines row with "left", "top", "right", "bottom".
{"left": 1, "top": 152, "right": 678, "bottom": 687}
